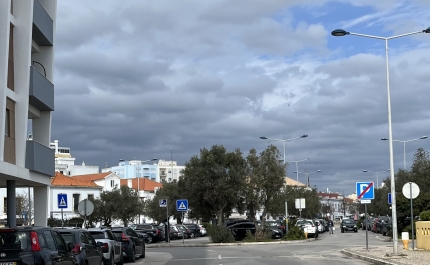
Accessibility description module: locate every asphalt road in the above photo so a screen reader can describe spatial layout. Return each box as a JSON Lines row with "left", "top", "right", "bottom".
{"left": 137, "top": 230, "right": 391, "bottom": 265}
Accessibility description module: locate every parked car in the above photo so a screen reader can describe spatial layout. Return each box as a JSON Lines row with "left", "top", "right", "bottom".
{"left": 183, "top": 224, "right": 201, "bottom": 238}
{"left": 0, "top": 226, "right": 76, "bottom": 265}
{"left": 175, "top": 225, "right": 191, "bottom": 239}
{"left": 340, "top": 219, "right": 358, "bottom": 233}
{"left": 198, "top": 225, "right": 207, "bottom": 236}
{"left": 55, "top": 228, "right": 104, "bottom": 265}
{"left": 376, "top": 216, "right": 390, "bottom": 234}
{"left": 295, "top": 219, "right": 318, "bottom": 238}
{"left": 226, "top": 221, "right": 256, "bottom": 241}
{"left": 314, "top": 219, "right": 324, "bottom": 234}
{"left": 110, "top": 227, "right": 145, "bottom": 262}
{"left": 87, "top": 228, "right": 123, "bottom": 265}
{"left": 134, "top": 231, "right": 150, "bottom": 244}
{"left": 266, "top": 220, "right": 286, "bottom": 235}
{"left": 134, "top": 224, "right": 163, "bottom": 243}
{"left": 380, "top": 217, "right": 392, "bottom": 236}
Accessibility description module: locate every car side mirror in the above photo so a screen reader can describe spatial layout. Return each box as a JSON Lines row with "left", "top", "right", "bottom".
{"left": 67, "top": 242, "right": 75, "bottom": 251}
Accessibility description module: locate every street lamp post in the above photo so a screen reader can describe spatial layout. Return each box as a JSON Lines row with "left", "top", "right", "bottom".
{"left": 332, "top": 26, "right": 430, "bottom": 255}
{"left": 363, "top": 169, "right": 390, "bottom": 188}
{"left": 259, "top": 135, "right": 309, "bottom": 166}
{"left": 286, "top": 158, "right": 309, "bottom": 183}
{"left": 294, "top": 169, "right": 321, "bottom": 187}
{"left": 381, "top": 136, "right": 428, "bottom": 169}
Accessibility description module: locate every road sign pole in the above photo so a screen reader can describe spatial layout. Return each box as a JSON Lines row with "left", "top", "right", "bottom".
{"left": 285, "top": 200, "right": 288, "bottom": 235}
{"left": 410, "top": 183, "right": 414, "bottom": 250}
{"left": 365, "top": 204, "right": 368, "bottom": 251}
{"left": 166, "top": 200, "right": 169, "bottom": 243}
{"left": 61, "top": 208, "right": 64, "bottom": 228}
{"left": 182, "top": 211, "right": 185, "bottom": 245}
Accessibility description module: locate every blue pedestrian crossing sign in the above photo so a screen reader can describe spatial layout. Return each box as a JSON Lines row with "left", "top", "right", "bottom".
{"left": 176, "top": 199, "right": 188, "bottom": 211}
{"left": 356, "top": 182, "right": 375, "bottom": 200}
{"left": 58, "top": 194, "right": 68, "bottom": 209}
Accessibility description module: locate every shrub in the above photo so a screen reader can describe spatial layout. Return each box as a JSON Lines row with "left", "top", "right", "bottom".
{"left": 283, "top": 225, "right": 305, "bottom": 240}
{"left": 356, "top": 217, "right": 364, "bottom": 229}
{"left": 420, "top": 211, "right": 430, "bottom": 221}
{"left": 201, "top": 222, "right": 212, "bottom": 229}
{"left": 207, "top": 225, "right": 235, "bottom": 243}
{"left": 242, "top": 229, "right": 272, "bottom": 242}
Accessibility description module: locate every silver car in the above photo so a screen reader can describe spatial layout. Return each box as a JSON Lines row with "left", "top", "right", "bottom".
{"left": 87, "top": 228, "right": 123, "bottom": 265}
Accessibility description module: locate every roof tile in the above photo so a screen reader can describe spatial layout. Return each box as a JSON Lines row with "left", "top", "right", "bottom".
{"left": 52, "top": 172, "right": 102, "bottom": 188}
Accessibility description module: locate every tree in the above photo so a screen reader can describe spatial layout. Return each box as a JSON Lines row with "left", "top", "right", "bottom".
{"left": 143, "top": 181, "right": 182, "bottom": 223}
{"left": 180, "top": 145, "right": 247, "bottom": 225}
{"left": 249, "top": 145, "right": 285, "bottom": 228}
{"left": 112, "top": 185, "right": 144, "bottom": 227}
{"left": 16, "top": 191, "right": 33, "bottom": 225}
{"left": 282, "top": 186, "right": 321, "bottom": 218}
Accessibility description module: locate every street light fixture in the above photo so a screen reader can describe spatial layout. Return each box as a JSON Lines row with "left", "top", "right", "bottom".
{"left": 294, "top": 169, "right": 321, "bottom": 187}
{"left": 381, "top": 136, "right": 428, "bottom": 169}
{"left": 363, "top": 169, "right": 390, "bottom": 188}
{"left": 259, "top": 135, "right": 308, "bottom": 166}
{"left": 287, "top": 158, "right": 309, "bottom": 184}
{"left": 332, "top": 27, "right": 430, "bottom": 255}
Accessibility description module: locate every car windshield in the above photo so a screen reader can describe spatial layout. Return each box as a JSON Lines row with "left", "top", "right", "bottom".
{"left": 89, "top": 232, "right": 105, "bottom": 239}
{"left": 58, "top": 232, "right": 74, "bottom": 243}
{"left": 343, "top": 220, "right": 355, "bottom": 224}
{"left": 112, "top": 231, "right": 123, "bottom": 238}
{"left": 0, "top": 230, "right": 30, "bottom": 251}
{"left": 266, "top": 222, "right": 278, "bottom": 227}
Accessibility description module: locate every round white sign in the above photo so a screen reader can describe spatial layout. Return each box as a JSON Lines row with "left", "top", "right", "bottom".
{"left": 326, "top": 213, "right": 331, "bottom": 217}
{"left": 78, "top": 199, "right": 94, "bottom": 216}
{"left": 402, "top": 182, "right": 420, "bottom": 199}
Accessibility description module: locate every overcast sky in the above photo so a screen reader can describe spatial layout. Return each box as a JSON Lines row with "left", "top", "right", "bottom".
{"left": 52, "top": 0, "right": 430, "bottom": 195}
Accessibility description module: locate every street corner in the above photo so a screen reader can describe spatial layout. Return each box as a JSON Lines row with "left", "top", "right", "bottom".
{"left": 341, "top": 248, "right": 403, "bottom": 265}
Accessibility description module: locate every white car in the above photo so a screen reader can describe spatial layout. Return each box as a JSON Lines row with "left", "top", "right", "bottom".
{"left": 198, "top": 224, "right": 207, "bottom": 236}
{"left": 87, "top": 228, "right": 123, "bottom": 265}
{"left": 296, "top": 219, "right": 318, "bottom": 238}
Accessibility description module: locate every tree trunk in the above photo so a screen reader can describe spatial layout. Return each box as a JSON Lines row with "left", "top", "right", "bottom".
{"left": 217, "top": 209, "right": 223, "bottom": 226}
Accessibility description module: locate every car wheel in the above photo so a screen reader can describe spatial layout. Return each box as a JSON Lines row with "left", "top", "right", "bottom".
{"left": 190, "top": 232, "right": 195, "bottom": 238}
{"left": 116, "top": 252, "right": 123, "bottom": 265}
{"left": 147, "top": 236, "right": 153, "bottom": 244}
{"left": 139, "top": 245, "right": 145, "bottom": 258}
{"left": 128, "top": 248, "right": 136, "bottom": 262}
{"left": 341, "top": 229, "right": 344, "bottom": 233}
{"left": 354, "top": 230, "right": 357, "bottom": 233}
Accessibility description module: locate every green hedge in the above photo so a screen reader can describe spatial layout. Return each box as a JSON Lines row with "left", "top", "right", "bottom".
{"left": 207, "top": 225, "right": 235, "bottom": 243}
{"left": 420, "top": 211, "right": 430, "bottom": 221}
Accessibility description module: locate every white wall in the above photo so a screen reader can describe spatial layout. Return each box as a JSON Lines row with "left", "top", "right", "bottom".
{"left": 49, "top": 187, "right": 102, "bottom": 219}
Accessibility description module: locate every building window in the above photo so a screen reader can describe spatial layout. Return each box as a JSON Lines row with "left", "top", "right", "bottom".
{"left": 7, "top": 24, "right": 14, "bottom": 91}
{"left": 73, "top": 194, "right": 80, "bottom": 211}
{"left": 5, "top": 109, "right": 10, "bottom": 136}
{"left": 88, "top": 194, "right": 94, "bottom": 200}
{"left": 110, "top": 180, "right": 115, "bottom": 187}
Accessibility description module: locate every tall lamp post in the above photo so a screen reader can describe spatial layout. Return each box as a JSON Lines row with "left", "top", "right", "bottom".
{"left": 286, "top": 158, "right": 309, "bottom": 183}
{"left": 259, "top": 135, "right": 309, "bottom": 166}
{"left": 332, "top": 26, "right": 430, "bottom": 255}
{"left": 381, "top": 136, "right": 428, "bottom": 169}
{"left": 363, "top": 169, "right": 390, "bottom": 188}
{"left": 294, "top": 169, "right": 321, "bottom": 187}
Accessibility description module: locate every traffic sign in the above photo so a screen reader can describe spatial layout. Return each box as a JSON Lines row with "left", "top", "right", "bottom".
{"left": 356, "top": 182, "right": 375, "bottom": 200}
{"left": 402, "top": 182, "right": 420, "bottom": 199}
{"left": 176, "top": 199, "right": 188, "bottom": 211}
{"left": 388, "top": 193, "right": 392, "bottom": 204}
{"left": 159, "top": 199, "right": 167, "bottom": 207}
{"left": 78, "top": 199, "right": 94, "bottom": 216}
{"left": 360, "top": 199, "right": 371, "bottom": 204}
{"left": 58, "top": 194, "right": 68, "bottom": 209}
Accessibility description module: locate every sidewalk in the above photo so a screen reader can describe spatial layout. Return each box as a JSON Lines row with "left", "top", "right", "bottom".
{"left": 342, "top": 240, "right": 430, "bottom": 265}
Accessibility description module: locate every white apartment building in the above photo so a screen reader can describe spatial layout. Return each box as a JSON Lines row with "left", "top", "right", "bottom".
{"left": 102, "top": 159, "right": 185, "bottom": 183}
{"left": 0, "top": 0, "right": 57, "bottom": 227}
{"left": 50, "top": 139, "right": 99, "bottom": 176}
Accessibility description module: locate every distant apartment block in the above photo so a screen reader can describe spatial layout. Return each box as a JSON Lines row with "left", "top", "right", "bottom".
{"left": 102, "top": 159, "right": 185, "bottom": 183}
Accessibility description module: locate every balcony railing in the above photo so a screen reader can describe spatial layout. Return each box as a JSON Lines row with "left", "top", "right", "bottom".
{"left": 29, "top": 66, "right": 54, "bottom": 111}
{"left": 25, "top": 140, "right": 54, "bottom": 176}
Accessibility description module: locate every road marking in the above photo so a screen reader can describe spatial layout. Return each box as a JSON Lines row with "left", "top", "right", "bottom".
{"left": 218, "top": 255, "right": 221, "bottom": 259}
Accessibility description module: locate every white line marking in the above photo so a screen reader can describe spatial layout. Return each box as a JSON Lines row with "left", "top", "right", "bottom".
{"left": 218, "top": 254, "right": 221, "bottom": 259}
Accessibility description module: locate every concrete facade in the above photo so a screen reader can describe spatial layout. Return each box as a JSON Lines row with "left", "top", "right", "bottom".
{"left": 0, "top": 0, "right": 57, "bottom": 227}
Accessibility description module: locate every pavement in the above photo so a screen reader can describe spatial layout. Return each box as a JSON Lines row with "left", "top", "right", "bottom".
{"left": 140, "top": 231, "right": 430, "bottom": 264}
{"left": 341, "top": 236, "right": 430, "bottom": 265}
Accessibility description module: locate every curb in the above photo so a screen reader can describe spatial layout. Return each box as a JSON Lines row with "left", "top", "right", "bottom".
{"left": 147, "top": 238, "right": 315, "bottom": 248}
{"left": 341, "top": 249, "right": 399, "bottom": 265}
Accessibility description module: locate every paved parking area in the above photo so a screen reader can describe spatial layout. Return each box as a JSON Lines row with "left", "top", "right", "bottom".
{"left": 138, "top": 230, "right": 388, "bottom": 265}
